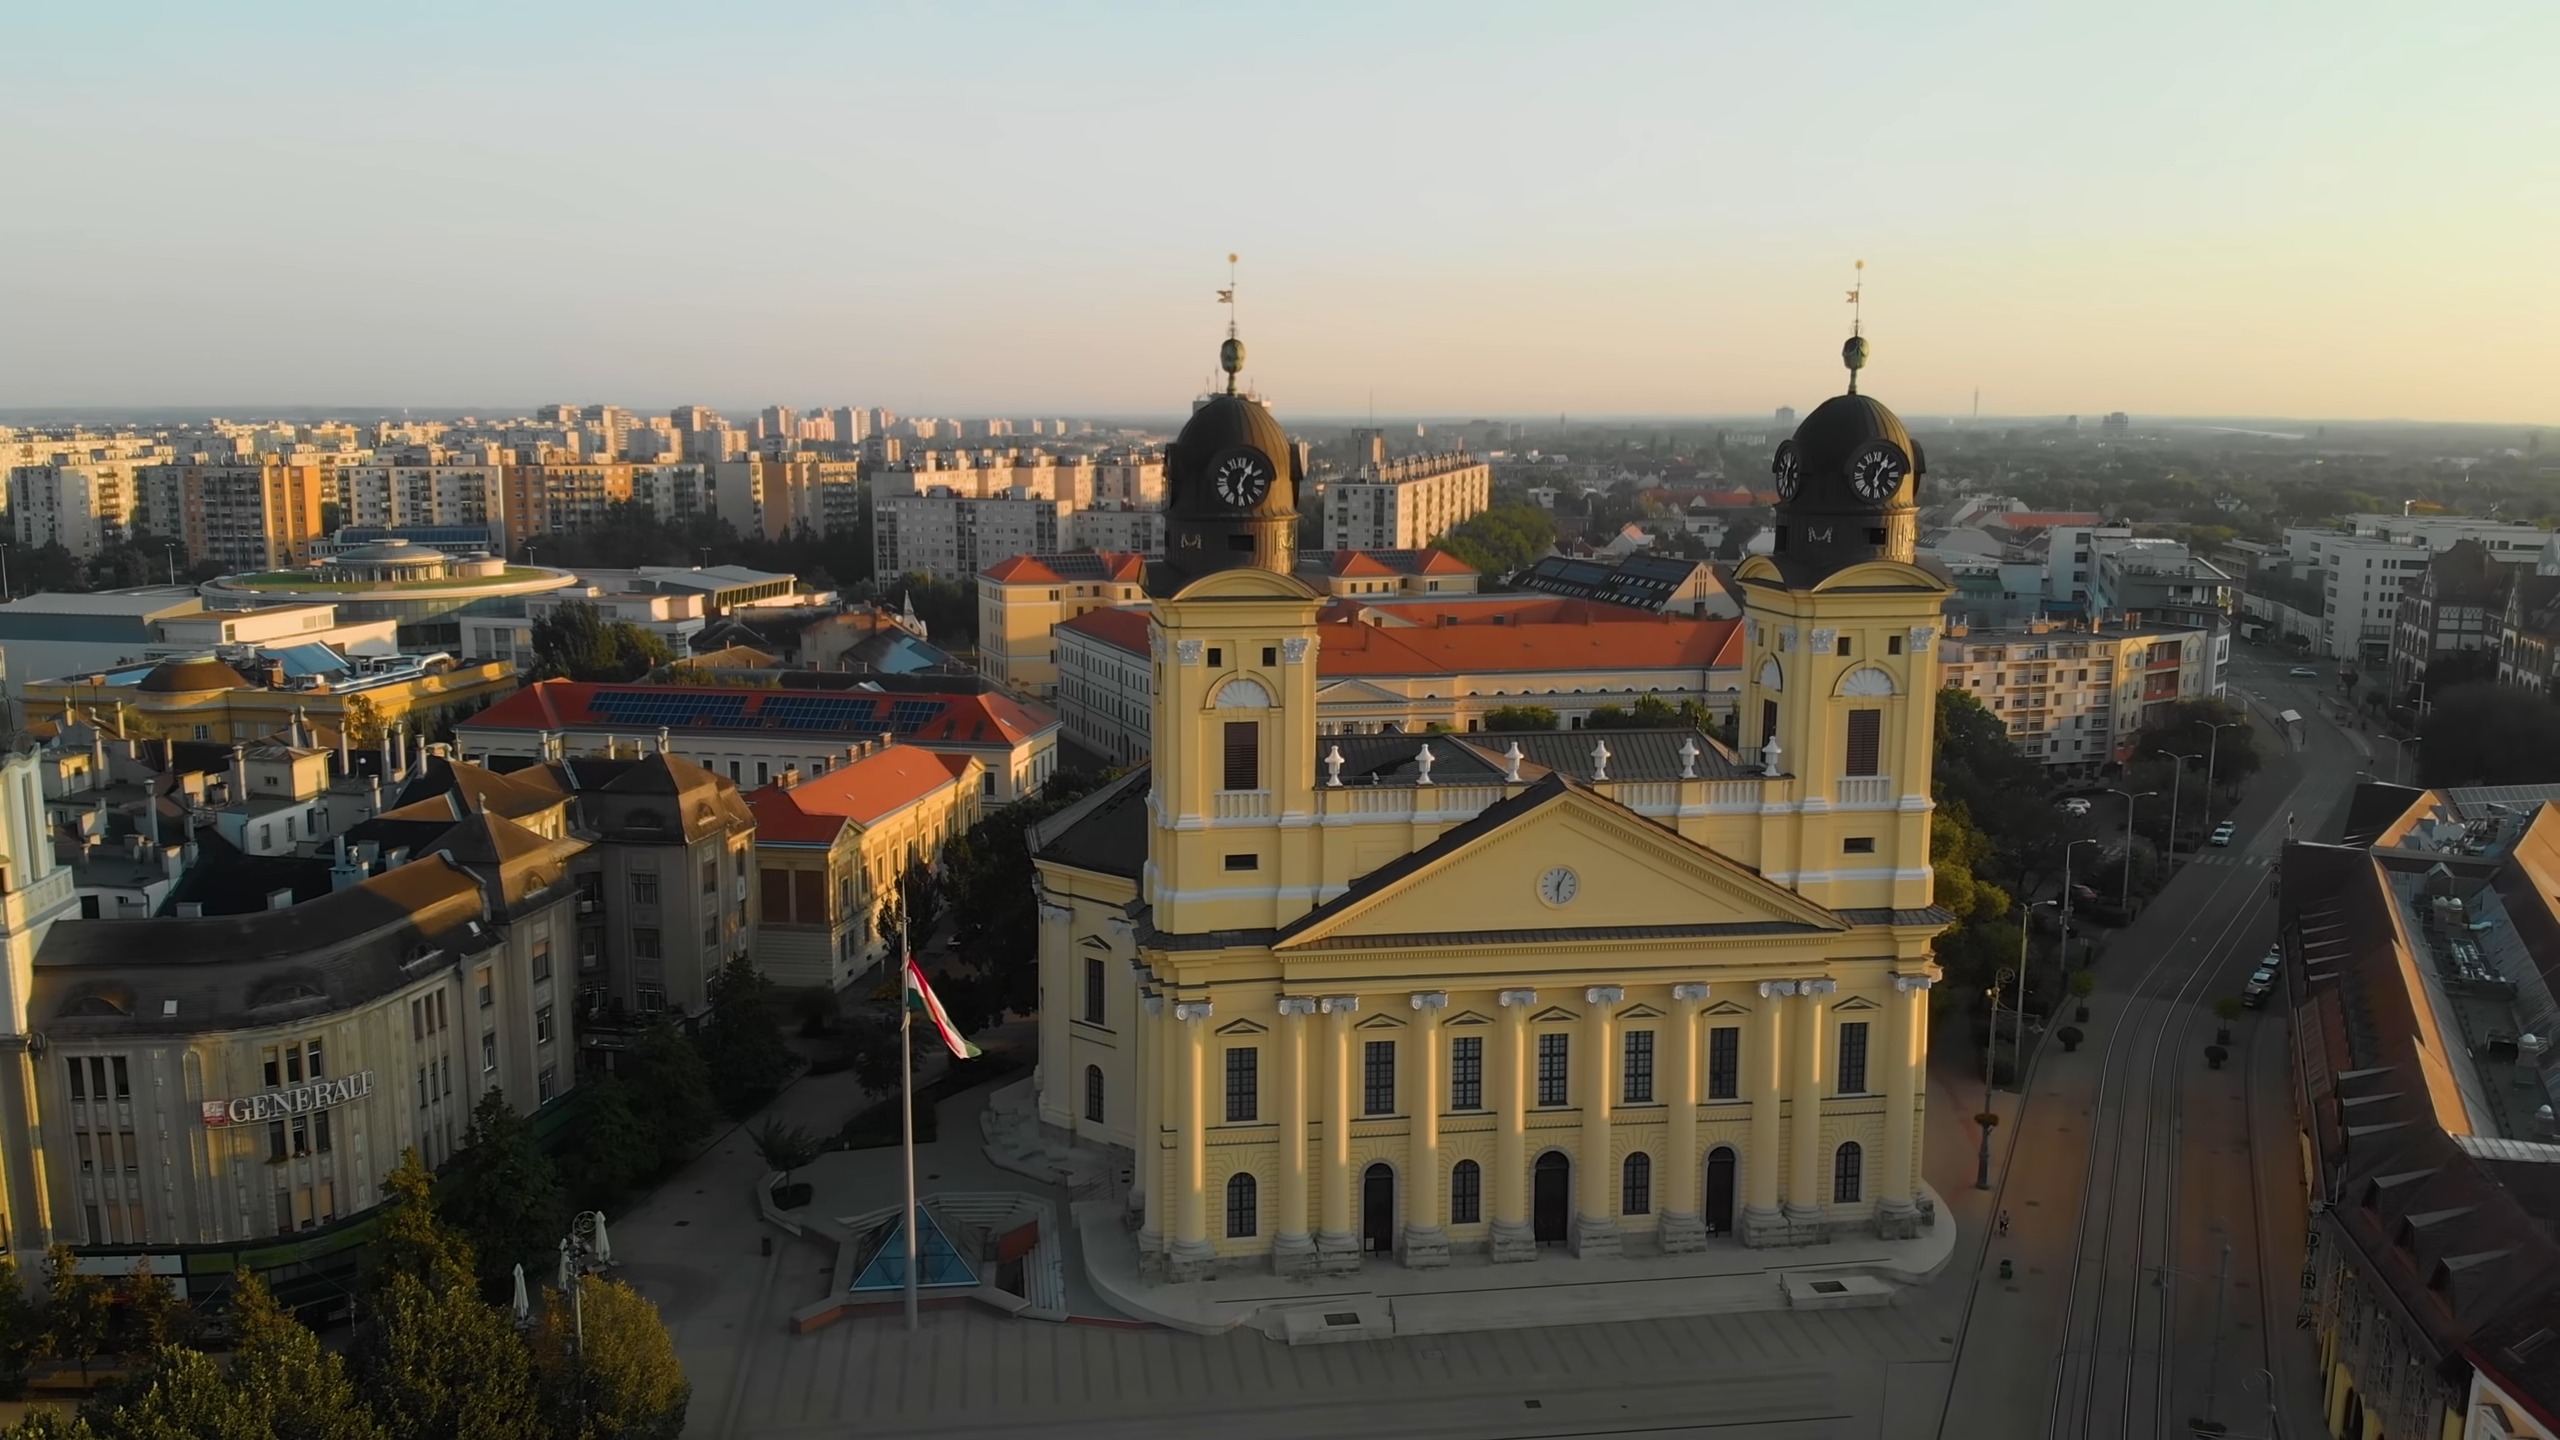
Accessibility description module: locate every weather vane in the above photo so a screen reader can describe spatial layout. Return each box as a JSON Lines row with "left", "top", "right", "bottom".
{"left": 1217, "top": 252, "right": 1244, "bottom": 395}
{"left": 1843, "top": 258, "right": 1870, "bottom": 395}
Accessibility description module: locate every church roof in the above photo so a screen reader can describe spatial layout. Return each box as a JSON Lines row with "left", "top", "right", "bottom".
{"left": 1029, "top": 768, "right": 1150, "bottom": 881}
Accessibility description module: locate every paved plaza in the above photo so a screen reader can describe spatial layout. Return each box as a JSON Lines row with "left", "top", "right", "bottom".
{"left": 608, "top": 1021, "right": 2021, "bottom": 1440}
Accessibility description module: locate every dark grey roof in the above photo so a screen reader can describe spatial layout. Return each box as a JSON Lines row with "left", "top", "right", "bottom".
{"left": 1514, "top": 553, "right": 1715, "bottom": 611}
{"left": 1031, "top": 768, "right": 1150, "bottom": 880}
{"left": 1833, "top": 907, "right": 1958, "bottom": 929}
{"left": 35, "top": 854, "right": 501, "bottom": 1036}
{"left": 1316, "top": 735, "right": 1507, "bottom": 788}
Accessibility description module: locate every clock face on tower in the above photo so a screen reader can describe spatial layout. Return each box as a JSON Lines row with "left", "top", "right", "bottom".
{"left": 1772, "top": 441, "right": 1803, "bottom": 502}
{"left": 1537, "top": 865, "right": 1580, "bottom": 907}
{"left": 1848, "top": 442, "right": 1909, "bottom": 503}
{"left": 1211, "top": 449, "right": 1271, "bottom": 508}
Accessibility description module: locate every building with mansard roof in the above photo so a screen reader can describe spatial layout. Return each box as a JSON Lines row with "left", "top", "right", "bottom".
{"left": 1030, "top": 332, "right": 1951, "bottom": 1285}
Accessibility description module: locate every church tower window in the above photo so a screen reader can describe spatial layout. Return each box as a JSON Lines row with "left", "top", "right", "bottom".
{"left": 1844, "top": 710, "right": 1881, "bottom": 777}
{"left": 1222, "top": 722, "right": 1259, "bottom": 791}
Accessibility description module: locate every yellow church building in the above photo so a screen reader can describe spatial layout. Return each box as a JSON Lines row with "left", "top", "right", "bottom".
{"left": 1033, "top": 329, "right": 1951, "bottom": 1282}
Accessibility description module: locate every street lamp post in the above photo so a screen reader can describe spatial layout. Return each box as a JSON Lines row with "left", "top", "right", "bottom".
{"left": 2105, "top": 789, "right": 2156, "bottom": 909}
{"left": 2164, "top": 752, "right": 2204, "bottom": 863}
{"left": 162, "top": 544, "right": 178, "bottom": 586}
{"left": 2015, "top": 901, "right": 2056, "bottom": 1079}
{"left": 2379, "top": 732, "right": 2418, "bottom": 786}
{"left": 2061, "top": 837, "right": 2100, "bottom": 975}
{"left": 2202, "top": 720, "right": 2244, "bottom": 826}
{"left": 1977, "top": 966, "right": 2015, "bottom": 1191}
{"left": 557, "top": 1210, "right": 612, "bottom": 1424}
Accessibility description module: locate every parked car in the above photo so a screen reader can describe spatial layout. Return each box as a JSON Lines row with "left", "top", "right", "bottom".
{"left": 2059, "top": 797, "right": 2093, "bottom": 816}
{"left": 2243, "top": 966, "right": 2278, "bottom": 1006}
{"left": 2288, "top": 665, "right": 2319, "bottom": 677}
{"left": 2262, "top": 945, "right": 2283, "bottom": 969}
{"left": 2210, "top": 821, "right": 2237, "bottom": 846}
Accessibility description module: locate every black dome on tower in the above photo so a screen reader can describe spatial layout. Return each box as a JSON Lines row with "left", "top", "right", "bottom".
{"left": 1766, "top": 344, "right": 1925, "bottom": 576}
{"left": 1150, "top": 341, "right": 1302, "bottom": 596}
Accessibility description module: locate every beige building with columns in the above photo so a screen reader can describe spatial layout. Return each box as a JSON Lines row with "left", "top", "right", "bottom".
{"left": 1030, "top": 336, "right": 1950, "bottom": 1282}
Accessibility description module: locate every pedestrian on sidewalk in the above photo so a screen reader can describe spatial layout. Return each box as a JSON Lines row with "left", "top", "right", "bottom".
{"left": 1996, "top": 1209, "right": 2011, "bottom": 1237}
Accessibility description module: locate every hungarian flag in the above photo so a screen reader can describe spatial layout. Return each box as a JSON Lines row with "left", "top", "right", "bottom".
{"left": 905, "top": 956, "right": 982, "bottom": 1060}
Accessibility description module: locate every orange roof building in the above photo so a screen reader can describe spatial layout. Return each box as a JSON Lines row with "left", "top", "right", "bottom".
{"left": 1053, "top": 601, "right": 1744, "bottom": 764}
{"left": 746, "top": 742, "right": 984, "bottom": 990}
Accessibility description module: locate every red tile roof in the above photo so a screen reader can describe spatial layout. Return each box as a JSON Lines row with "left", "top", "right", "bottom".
{"left": 979, "top": 551, "right": 1146, "bottom": 584}
{"left": 744, "top": 786, "right": 852, "bottom": 846}
{"left": 1329, "top": 551, "right": 1397, "bottom": 577}
{"left": 1989, "top": 511, "right": 2103, "bottom": 530}
{"left": 774, "top": 743, "right": 974, "bottom": 827}
{"left": 462, "top": 679, "right": 1054, "bottom": 747}
{"left": 1056, "top": 606, "right": 1157, "bottom": 656}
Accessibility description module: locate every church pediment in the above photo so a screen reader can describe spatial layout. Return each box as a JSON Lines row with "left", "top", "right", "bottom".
{"left": 1313, "top": 677, "right": 1409, "bottom": 705}
{"left": 1275, "top": 774, "right": 1845, "bottom": 951}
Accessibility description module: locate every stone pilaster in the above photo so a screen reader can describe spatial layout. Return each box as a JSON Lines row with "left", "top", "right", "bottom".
{"left": 1272, "top": 995, "right": 1318, "bottom": 1276}
{"left": 1491, "top": 988, "right": 1538, "bottom": 1263}
{"left": 1167, "top": 999, "right": 1216, "bottom": 1282}
{"left": 1401, "top": 991, "right": 1450, "bottom": 1268}
{"left": 1315, "top": 995, "right": 1362, "bottom": 1275}
{"left": 1875, "top": 972, "right": 1932, "bottom": 1239}
{"left": 1740, "top": 981, "right": 1789, "bottom": 1248}
{"left": 1658, "top": 982, "right": 1711, "bottom": 1254}
{"left": 1570, "top": 985, "right": 1623, "bottom": 1259}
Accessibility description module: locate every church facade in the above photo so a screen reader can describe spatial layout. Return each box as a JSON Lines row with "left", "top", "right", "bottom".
{"left": 1032, "top": 332, "right": 1951, "bottom": 1281}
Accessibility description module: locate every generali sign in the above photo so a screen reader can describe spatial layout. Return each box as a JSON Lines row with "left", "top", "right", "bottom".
{"left": 199, "top": 1070, "right": 376, "bottom": 1127}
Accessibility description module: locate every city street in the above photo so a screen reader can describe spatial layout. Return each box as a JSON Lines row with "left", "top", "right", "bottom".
{"left": 1935, "top": 643, "right": 2378, "bottom": 1440}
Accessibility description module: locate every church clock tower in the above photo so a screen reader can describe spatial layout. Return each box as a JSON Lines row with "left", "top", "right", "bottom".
{"left": 1143, "top": 333, "right": 1324, "bottom": 938}
{"left": 1736, "top": 328, "right": 1951, "bottom": 913}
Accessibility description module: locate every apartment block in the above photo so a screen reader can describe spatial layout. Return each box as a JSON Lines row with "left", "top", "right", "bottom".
{"left": 341, "top": 454, "right": 508, "bottom": 535}
{"left": 172, "top": 461, "right": 329, "bottom": 573}
{"left": 1321, "top": 450, "right": 1492, "bottom": 552}
{"left": 875, "top": 492, "right": 1064, "bottom": 583}
{"left": 1935, "top": 618, "right": 2215, "bottom": 770}
{"left": 2283, "top": 518, "right": 2553, "bottom": 664}
{"left": 976, "top": 552, "right": 1149, "bottom": 697}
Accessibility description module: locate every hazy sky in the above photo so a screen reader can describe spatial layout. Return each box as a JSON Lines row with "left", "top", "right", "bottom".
{"left": 5, "top": 3, "right": 2554, "bottom": 423}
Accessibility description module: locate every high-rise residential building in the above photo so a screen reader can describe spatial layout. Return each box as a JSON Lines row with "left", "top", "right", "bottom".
{"left": 1321, "top": 450, "right": 1492, "bottom": 553}
{"left": 1775, "top": 406, "right": 1797, "bottom": 427}
{"left": 1935, "top": 618, "right": 2217, "bottom": 770}
{"left": 340, "top": 454, "right": 507, "bottom": 535}
{"left": 875, "top": 492, "right": 1063, "bottom": 583}
{"left": 2283, "top": 517, "right": 2552, "bottom": 663}
{"left": 174, "top": 460, "right": 328, "bottom": 573}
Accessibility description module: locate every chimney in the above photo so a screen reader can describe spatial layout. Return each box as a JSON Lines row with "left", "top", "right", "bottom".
{"left": 161, "top": 844, "right": 182, "bottom": 882}
{"left": 780, "top": 767, "right": 800, "bottom": 790}
{"left": 266, "top": 887, "right": 293, "bottom": 910}
{"left": 337, "top": 720, "right": 351, "bottom": 775}
{"left": 182, "top": 840, "right": 199, "bottom": 867}
{"left": 89, "top": 725, "right": 107, "bottom": 785}
{"left": 230, "top": 744, "right": 249, "bottom": 806}
{"left": 330, "top": 836, "right": 365, "bottom": 892}
{"left": 384, "top": 846, "right": 408, "bottom": 869}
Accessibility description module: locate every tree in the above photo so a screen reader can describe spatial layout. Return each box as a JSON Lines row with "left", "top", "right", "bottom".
{"left": 2133, "top": 697, "right": 2262, "bottom": 783}
{"left": 1430, "top": 505, "right": 1556, "bottom": 580}
{"left": 623, "top": 1021, "right": 718, "bottom": 1173}
{"left": 372, "top": 1150, "right": 475, "bottom": 1295}
{"left": 938, "top": 778, "right": 1102, "bottom": 1031}
{"left": 530, "top": 601, "right": 674, "bottom": 683}
{"left": 749, "top": 1121, "right": 826, "bottom": 1187}
{"left": 109, "top": 1261, "right": 187, "bottom": 1362}
{"left": 0, "top": 1411, "right": 98, "bottom": 1438}
{"left": 442, "top": 1089, "right": 566, "bottom": 1303}
{"left": 790, "top": 986, "right": 840, "bottom": 1037}
{"left": 357, "top": 1271, "right": 541, "bottom": 1440}
{"left": 2419, "top": 683, "right": 2560, "bottom": 786}
{"left": 222, "top": 1273, "right": 385, "bottom": 1440}
{"left": 76, "top": 1346, "right": 254, "bottom": 1440}
{"left": 0, "top": 1257, "right": 41, "bottom": 1399}
{"left": 42, "top": 1245, "right": 111, "bottom": 1383}
{"left": 694, "top": 957, "right": 797, "bottom": 1117}
{"left": 1482, "top": 705, "right": 1559, "bottom": 732}
{"left": 341, "top": 695, "right": 387, "bottom": 753}
{"left": 530, "top": 1277, "right": 691, "bottom": 1440}
{"left": 561, "top": 1074, "right": 657, "bottom": 1210}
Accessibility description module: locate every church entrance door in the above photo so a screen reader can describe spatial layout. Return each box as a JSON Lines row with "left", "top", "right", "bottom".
{"left": 1705, "top": 1146, "right": 1738, "bottom": 1236}
{"left": 1533, "top": 1151, "right": 1570, "bottom": 1244}
{"left": 1361, "top": 1164, "right": 1395, "bottom": 1254}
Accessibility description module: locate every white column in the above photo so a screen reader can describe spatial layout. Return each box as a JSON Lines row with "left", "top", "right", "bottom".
{"left": 1168, "top": 999, "right": 1215, "bottom": 1281}
{"left": 1135, "top": 986, "right": 1162, "bottom": 1274}
{"left": 1660, "top": 982, "right": 1710, "bottom": 1253}
{"left": 1572, "top": 986, "right": 1624, "bottom": 1257}
{"left": 1402, "top": 991, "right": 1450, "bottom": 1268}
{"left": 1491, "top": 989, "right": 1537, "bottom": 1262}
{"left": 1785, "top": 977, "right": 1836, "bottom": 1238}
{"left": 1877, "top": 973, "right": 1931, "bottom": 1237}
{"left": 1035, "top": 894, "right": 1072, "bottom": 1130}
{"left": 1741, "top": 981, "right": 1788, "bottom": 1247}
{"left": 1271, "top": 996, "right": 1317, "bottom": 1276}
{"left": 1315, "top": 995, "right": 1361, "bottom": 1274}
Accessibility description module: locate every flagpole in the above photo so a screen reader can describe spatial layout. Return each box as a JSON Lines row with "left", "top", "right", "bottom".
{"left": 901, "top": 911, "right": 919, "bottom": 1333}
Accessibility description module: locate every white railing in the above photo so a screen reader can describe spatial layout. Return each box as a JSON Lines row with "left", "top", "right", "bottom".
{"left": 1425, "top": 786, "right": 1503, "bottom": 813}
{"left": 1613, "top": 781, "right": 1679, "bottom": 811}
{"left": 1213, "top": 790, "right": 1273, "bottom": 820}
{"left": 1836, "top": 775, "right": 1894, "bottom": 806}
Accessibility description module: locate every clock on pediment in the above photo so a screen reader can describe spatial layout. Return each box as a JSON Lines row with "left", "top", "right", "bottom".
{"left": 1537, "top": 866, "right": 1579, "bottom": 907}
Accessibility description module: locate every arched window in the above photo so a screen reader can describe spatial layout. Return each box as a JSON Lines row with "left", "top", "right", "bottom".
{"left": 1450, "top": 1160, "right": 1482, "bottom": 1225}
{"left": 1833, "top": 1141, "right": 1864, "bottom": 1204}
{"left": 1225, "top": 1172, "right": 1259, "bottom": 1238}
{"left": 1083, "top": 1064, "right": 1105, "bottom": 1124}
{"left": 1621, "top": 1152, "right": 1653, "bottom": 1215}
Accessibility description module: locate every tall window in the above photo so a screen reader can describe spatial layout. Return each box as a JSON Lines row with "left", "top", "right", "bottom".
{"left": 1222, "top": 721, "right": 1259, "bottom": 791}
{"left": 1363, "top": 1040, "right": 1396, "bottom": 1115}
{"left": 1226, "top": 1172, "right": 1258, "bottom": 1238}
{"left": 1084, "top": 1065, "right": 1105, "bottom": 1124}
{"left": 1449, "top": 1035, "right": 1484, "bottom": 1111}
{"left": 1837, "top": 1021, "right": 1870, "bottom": 1094}
{"left": 1622, "top": 1029, "right": 1655, "bottom": 1104}
{"left": 1833, "top": 1142, "right": 1864, "bottom": 1203}
{"left": 1845, "top": 709, "right": 1882, "bottom": 776}
{"left": 1082, "top": 957, "right": 1106, "bottom": 1025}
{"left": 1760, "top": 698, "right": 1778, "bottom": 748}
{"left": 1225, "top": 1046, "right": 1259, "bottom": 1123}
{"left": 1622, "top": 1152, "right": 1652, "bottom": 1215}
{"left": 1536, "top": 1034, "right": 1570, "bottom": 1106}
{"left": 1450, "top": 1160, "right": 1482, "bottom": 1225}
{"left": 1707, "top": 1026, "right": 1741, "bottom": 1100}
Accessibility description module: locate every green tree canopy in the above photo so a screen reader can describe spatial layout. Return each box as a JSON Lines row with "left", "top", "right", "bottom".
{"left": 560, "top": 1073, "right": 657, "bottom": 1209}
{"left": 0, "top": 1256, "right": 43, "bottom": 1400}
{"left": 695, "top": 957, "right": 797, "bottom": 1117}
{"left": 443, "top": 1089, "right": 566, "bottom": 1302}
{"left": 1429, "top": 505, "right": 1556, "bottom": 580}
{"left": 1482, "top": 705, "right": 1559, "bottom": 732}
{"left": 371, "top": 1151, "right": 476, "bottom": 1296}
{"left": 76, "top": 1346, "right": 254, "bottom": 1440}
{"left": 222, "top": 1273, "right": 386, "bottom": 1440}
{"left": 531, "top": 1277, "right": 691, "bottom": 1440}
{"left": 530, "top": 600, "right": 675, "bottom": 683}
{"left": 42, "top": 1246, "right": 111, "bottom": 1383}
{"left": 623, "top": 1021, "right": 718, "bottom": 1173}
{"left": 940, "top": 776, "right": 1102, "bottom": 1031}
{"left": 356, "top": 1272, "right": 541, "bottom": 1440}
